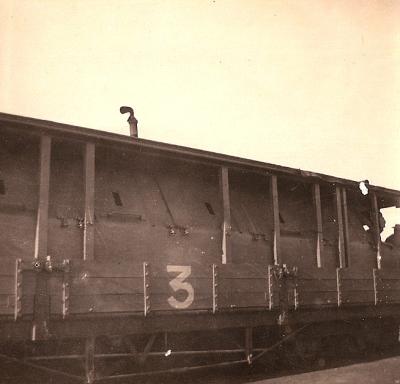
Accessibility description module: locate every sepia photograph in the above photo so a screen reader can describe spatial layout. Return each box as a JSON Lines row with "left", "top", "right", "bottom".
{"left": 0, "top": 1, "right": 399, "bottom": 383}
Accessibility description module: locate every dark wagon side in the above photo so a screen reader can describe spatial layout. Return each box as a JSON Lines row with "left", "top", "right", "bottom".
{"left": 0, "top": 112, "right": 400, "bottom": 382}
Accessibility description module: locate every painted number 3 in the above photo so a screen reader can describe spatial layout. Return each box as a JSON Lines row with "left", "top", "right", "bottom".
{"left": 167, "top": 265, "right": 194, "bottom": 309}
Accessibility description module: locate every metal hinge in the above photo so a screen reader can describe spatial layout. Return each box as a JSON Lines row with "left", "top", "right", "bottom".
{"left": 212, "top": 264, "right": 218, "bottom": 313}
{"left": 143, "top": 262, "right": 151, "bottom": 316}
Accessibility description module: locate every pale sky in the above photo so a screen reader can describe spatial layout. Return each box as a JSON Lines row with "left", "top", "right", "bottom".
{"left": 1, "top": 0, "right": 399, "bottom": 193}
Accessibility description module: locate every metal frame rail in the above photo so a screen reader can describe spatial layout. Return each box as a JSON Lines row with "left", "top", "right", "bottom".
{"left": 0, "top": 325, "right": 310, "bottom": 383}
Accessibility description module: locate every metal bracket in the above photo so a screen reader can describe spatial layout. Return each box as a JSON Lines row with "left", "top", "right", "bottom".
{"left": 212, "top": 264, "right": 218, "bottom": 313}
{"left": 143, "top": 262, "right": 151, "bottom": 316}
{"left": 293, "top": 279, "right": 299, "bottom": 310}
{"left": 250, "top": 232, "right": 269, "bottom": 242}
{"left": 373, "top": 268, "right": 380, "bottom": 305}
{"left": 267, "top": 265, "right": 276, "bottom": 310}
{"left": 273, "top": 264, "right": 298, "bottom": 281}
{"left": 31, "top": 255, "right": 70, "bottom": 274}
{"left": 167, "top": 224, "right": 189, "bottom": 236}
{"left": 336, "top": 268, "right": 342, "bottom": 306}
{"left": 62, "top": 259, "right": 71, "bottom": 319}
{"left": 14, "top": 259, "right": 23, "bottom": 321}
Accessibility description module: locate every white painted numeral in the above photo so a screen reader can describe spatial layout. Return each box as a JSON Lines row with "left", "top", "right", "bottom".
{"left": 167, "top": 265, "right": 194, "bottom": 309}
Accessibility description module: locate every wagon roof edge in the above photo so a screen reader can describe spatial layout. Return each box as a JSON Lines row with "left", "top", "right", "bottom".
{"left": 0, "top": 111, "right": 399, "bottom": 197}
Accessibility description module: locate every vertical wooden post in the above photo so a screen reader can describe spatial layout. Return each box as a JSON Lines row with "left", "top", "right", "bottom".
{"left": 245, "top": 327, "right": 253, "bottom": 364}
{"left": 85, "top": 336, "right": 96, "bottom": 384}
{"left": 336, "top": 268, "right": 342, "bottom": 306}
{"left": 270, "top": 175, "right": 280, "bottom": 265}
{"left": 34, "top": 135, "right": 51, "bottom": 260}
{"left": 32, "top": 135, "right": 51, "bottom": 341}
{"left": 83, "top": 143, "right": 95, "bottom": 261}
{"left": 312, "top": 184, "right": 323, "bottom": 268}
{"left": 335, "top": 186, "right": 346, "bottom": 268}
{"left": 143, "top": 262, "right": 151, "bottom": 316}
{"left": 220, "top": 166, "right": 231, "bottom": 264}
{"left": 212, "top": 264, "right": 218, "bottom": 313}
{"left": 371, "top": 192, "right": 382, "bottom": 269}
{"left": 341, "top": 188, "right": 350, "bottom": 267}
{"left": 14, "top": 259, "right": 22, "bottom": 320}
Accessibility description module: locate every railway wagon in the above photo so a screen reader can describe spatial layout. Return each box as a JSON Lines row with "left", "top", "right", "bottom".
{"left": 1, "top": 111, "right": 400, "bottom": 382}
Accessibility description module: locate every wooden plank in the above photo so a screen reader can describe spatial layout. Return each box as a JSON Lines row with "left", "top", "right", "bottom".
{"left": 217, "top": 264, "right": 268, "bottom": 309}
{"left": 70, "top": 277, "right": 144, "bottom": 295}
{"left": 0, "top": 295, "right": 35, "bottom": 315}
{"left": 297, "top": 280, "right": 338, "bottom": 293}
{"left": 83, "top": 142, "right": 95, "bottom": 261}
{"left": 68, "top": 294, "right": 144, "bottom": 314}
{"left": 341, "top": 188, "right": 350, "bottom": 267}
{"left": 336, "top": 268, "right": 375, "bottom": 306}
{"left": 298, "top": 291, "right": 338, "bottom": 307}
{"left": 0, "top": 294, "right": 15, "bottom": 315}
{"left": 71, "top": 261, "right": 144, "bottom": 278}
{"left": 342, "top": 291, "right": 375, "bottom": 305}
{"left": 297, "top": 267, "right": 338, "bottom": 280}
{"left": 0, "top": 277, "right": 14, "bottom": 294}
{"left": 296, "top": 268, "right": 338, "bottom": 308}
{"left": 218, "top": 292, "right": 266, "bottom": 309}
{"left": 218, "top": 263, "right": 267, "bottom": 278}
{"left": 335, "top": 186, "right": 346, "bottom": 268}
{"left": 370, "top": 192, "right": 382, "bottom": 269}
{"left": 0, "top": 258, "right": 19, "bottom": 275}
{"left": 340, "top": 268, "right": 375, "bottom": 281}
{"left": 375, "top": 268, "right": 400, "bottom": 280}
{"left": 34, "top": 135, "right": 51, "bottom": 260}
{"left": 270, "top": 175, "right": 280, "bottom": 265}
{"left": 312, "top": 184, "right": 323, "bottom": 268}
{"left": 220, "top": 166, "right": 232, "bottom": 264}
